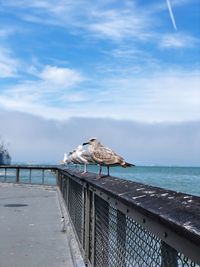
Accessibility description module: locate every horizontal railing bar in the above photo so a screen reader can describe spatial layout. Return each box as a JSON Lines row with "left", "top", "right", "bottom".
{"left": 59, "top": 169, "right": 86, "bottom": 186}
{"left": 0, "top": 164, "right": 58, "bottom": 170}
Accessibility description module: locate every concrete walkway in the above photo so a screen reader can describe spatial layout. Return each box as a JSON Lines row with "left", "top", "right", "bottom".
{"left": 0, "top": 183, "right": 76, "bottom": 267}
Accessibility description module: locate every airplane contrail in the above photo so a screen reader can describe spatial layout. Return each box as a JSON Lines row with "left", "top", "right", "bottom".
{"left": 166, "top": 0, "right": 177, "bottom": 31}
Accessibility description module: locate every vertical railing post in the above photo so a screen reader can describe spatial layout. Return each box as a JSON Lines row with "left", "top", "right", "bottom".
{"left": 42, "top": 169, "right": 45, "bottom": 184}
{"left": 117, "top": 210, "right": 126, "bottom": 267}
{"left": 62, "top": 176, "right": 66, "bottom": 201}
{"left": 29, "top": 168, "right": 32, "bottom": 183}
{"left": 94, "top": 196, "right": 109, "bottom": 267}
{"left": 81, "top": 183, "right": 85, "bottom": 247}
{"left": 63, "top": 176, "right": 68, "bottom": 203}
{"left": 161, "top": 241, "right": 178, "bottom": 267}
{"left": 4, "top": 168, "right": 7, "bottom": 182}
{"left": 90, "top": 190, "right": 96, "bottom": 266}
{"left": 60, "top": 173, "right": 63, "bottom": 192}
{"left": 66, "top": 176, "right": 69, "bottom": 206}
{"left": 84, "top": 186, "right": 91, "bottom": 262}
{"left": 16, "top": 168, "right": 20, "bottom": 183}
{"left": 57, "top": 171, "right": 61, "bottom": 187}
{"left": 56, "top": 169, "right": 59, "bottom": 186}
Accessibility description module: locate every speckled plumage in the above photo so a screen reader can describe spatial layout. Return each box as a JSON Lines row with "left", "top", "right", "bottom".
{"left": 83, "top": 138, "right": 134, "bottom": 178}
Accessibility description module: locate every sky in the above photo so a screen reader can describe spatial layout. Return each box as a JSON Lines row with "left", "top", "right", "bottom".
{"left": 0, "top": 0, "right": 200, "bottom": 165}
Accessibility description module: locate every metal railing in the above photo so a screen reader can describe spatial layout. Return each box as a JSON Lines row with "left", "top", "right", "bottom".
{"left": 1, "top": 165, "right": 200, "bottom": 266}
{"left": 0, "top": 165, "right": 58, "bottom": 185}
{"left": 57, "top": 168, "right": 200, "bottom": 267}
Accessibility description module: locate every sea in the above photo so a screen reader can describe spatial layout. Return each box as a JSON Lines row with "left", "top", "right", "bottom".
{"left": 86, "top": 165, "right": 200, "bottom": 197}
{"left": 0, "top": 164, "right": 200, "bottom": 197}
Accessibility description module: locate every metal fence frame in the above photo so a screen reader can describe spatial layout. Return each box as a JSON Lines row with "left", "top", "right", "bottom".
{"left": 57, "top": 168, "right": 200, "bottom": 267}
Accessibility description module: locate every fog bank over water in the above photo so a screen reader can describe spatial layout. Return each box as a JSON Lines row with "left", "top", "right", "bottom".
{"left": 0, "top": 110, "right": 199, "bottom": 166}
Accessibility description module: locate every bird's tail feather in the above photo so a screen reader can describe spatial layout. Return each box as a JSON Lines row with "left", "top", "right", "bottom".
{"left": 122, "top": 162, "right": 135, "bottom": 168}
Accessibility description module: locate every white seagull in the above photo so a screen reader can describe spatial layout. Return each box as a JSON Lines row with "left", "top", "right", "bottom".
{"left": 76, "top": 145, "right": 95, "bottom": 173}
{"left": 60, "top": 152, "right": 69, "bottom": 166}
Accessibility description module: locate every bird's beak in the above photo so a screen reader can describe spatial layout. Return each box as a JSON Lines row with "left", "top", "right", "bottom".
{"left": 83, "top": 142, "right": 89, "bottom": 145}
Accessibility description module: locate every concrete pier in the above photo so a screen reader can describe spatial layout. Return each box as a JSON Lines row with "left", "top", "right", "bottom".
{"left": 0, "top": 183, "right": 79, "bottom": 267}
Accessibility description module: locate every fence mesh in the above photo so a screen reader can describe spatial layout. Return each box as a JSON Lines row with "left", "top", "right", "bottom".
{"left": 68, "top": 178, "right": 83, "bottom": 245}
{"left": 94, "top": 194, "right": 199, "bottom": 267}
{"left": 58, "top": 174, "right": 199, "bottom": 267}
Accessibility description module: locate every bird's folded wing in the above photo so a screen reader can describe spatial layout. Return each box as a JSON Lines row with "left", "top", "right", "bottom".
{"left": 93, "top": 147, "right": 124, "bottom": 164}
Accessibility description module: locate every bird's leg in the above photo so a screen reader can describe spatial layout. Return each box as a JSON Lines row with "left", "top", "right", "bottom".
{"left": 99, "top": 165, "right": 102, "bottom": 176}
{"left": 107, "top": 166, "right": 110, "bottom": 176}
{"left": 96, "top": 165, "right": 102, "bottom": 179}
{"left": 83, "top": 164, "right": 87, "bottom": 173}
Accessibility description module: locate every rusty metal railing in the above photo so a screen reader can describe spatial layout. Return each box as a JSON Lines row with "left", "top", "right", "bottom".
{"left": 57, "top": 168, "right": 200, "bottom": 267}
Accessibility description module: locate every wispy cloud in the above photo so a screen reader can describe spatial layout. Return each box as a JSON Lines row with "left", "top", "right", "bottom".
{"left": 0, "top": 64, "right": 86, "bottom": 118}
{"left": 0, "top": 47, "right": 20, "bottom": 78}
{"left": 1, "top": 0, "right": 198, "bottom": 46}
{"left": 0, "top": 0, "right": 160, "bottom": 42}
{"left": 87, "top": 7, "right": 152, "bottom": 41}
{"left": 159, "top": 33, "right": 199, "bottom": 48}
{"left": 1, "top": 63, "right": 199, "bottom": 122}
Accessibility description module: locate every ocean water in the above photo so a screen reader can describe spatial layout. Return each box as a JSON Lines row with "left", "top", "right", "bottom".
{"left": 86, "top": 165, "right": 200, "bottom": 197}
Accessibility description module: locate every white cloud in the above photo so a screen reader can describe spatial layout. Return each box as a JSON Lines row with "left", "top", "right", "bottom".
{"left": 0, "top": 64, "right": 86, "bottom": 119}
{"left": 39, "top": 65, "right": 84, "bottom": 86}
{"left": 1, "top": 0, "right": 198, "bottom": 48}
{"left": 0, "top": 0, "right": 154, "bottom": 42}
{"left": 87, "top": 68, "right": 200, "bottom": 122}
{"left": 0, "top": 64, "right": 200, "bottom": 122}
{"left": 88, "top": 8, "right": 152, "bottom": 41}
{"left": 160, "top": 33, "right": 199, "bottom": 48}
{"left": 0, "top": 47, "right": 20, "bottom": 77}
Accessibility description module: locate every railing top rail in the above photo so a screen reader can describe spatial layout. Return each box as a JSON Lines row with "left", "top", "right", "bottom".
{"left": 0, "top": 164, "right": 58, "bottom": 170}
{"left": 59, "top": 168, "right": 200, "bottom": 247}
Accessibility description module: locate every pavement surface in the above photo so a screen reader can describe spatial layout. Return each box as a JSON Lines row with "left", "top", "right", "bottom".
{"left": 0, "top": 183, "right": 74, "bottom": 267}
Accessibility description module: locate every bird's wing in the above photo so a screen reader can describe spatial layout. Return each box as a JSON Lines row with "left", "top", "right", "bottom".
{"left": 81, "top": 150, "right": 95, "bottom": 163}
{"left": 93, "top": 146, "right": 124, "bottom": 164}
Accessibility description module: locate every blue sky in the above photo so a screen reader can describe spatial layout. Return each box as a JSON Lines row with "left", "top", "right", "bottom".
{"left": 0, "top": 0, "right": 199, "bottom": 122}
{"left": 0, "top": 0, "right": 200, "bottom": 165}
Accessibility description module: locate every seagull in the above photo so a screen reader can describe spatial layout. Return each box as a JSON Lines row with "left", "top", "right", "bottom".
{"left": 63, "top": 153, "right": 68, "bottom": 163}
{"left": 83, "top": 138, "right": 135, "bottom": 178}
{"left": 60, "top": 152, "right": 69, "bottom": 165}
{"left": 76, "top": 145, "right": 94, "bottom": 173}
{"left": 70, "top": 150, "right": 82, "bottom": 165}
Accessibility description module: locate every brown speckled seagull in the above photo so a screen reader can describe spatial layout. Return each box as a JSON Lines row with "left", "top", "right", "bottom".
{"left": 83, "top": 138, "right": 135, "bottom": 178}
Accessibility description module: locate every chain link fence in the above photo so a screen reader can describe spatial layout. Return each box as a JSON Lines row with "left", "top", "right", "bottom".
{"left": 58, "top": 170, "right": 200, "bottom": 267}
